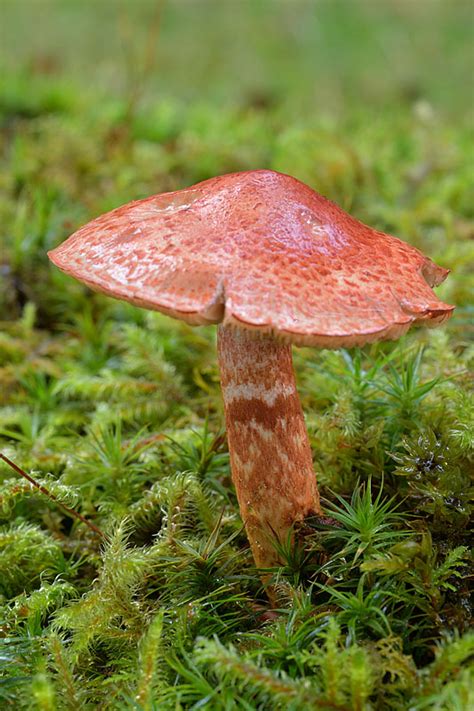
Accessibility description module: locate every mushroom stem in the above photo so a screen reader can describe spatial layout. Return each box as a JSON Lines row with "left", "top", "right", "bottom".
{"left": 217, "top": 325, "right": 321, "bottom": 580}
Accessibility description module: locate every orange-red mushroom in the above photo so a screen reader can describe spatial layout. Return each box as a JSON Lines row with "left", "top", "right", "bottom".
{"left": 48, "top": 170, "right": 454, "bottom": 583}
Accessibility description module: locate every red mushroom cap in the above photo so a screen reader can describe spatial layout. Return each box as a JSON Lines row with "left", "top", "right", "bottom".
{"left": 48, "top": 170, "right": 454, "bottom": 347}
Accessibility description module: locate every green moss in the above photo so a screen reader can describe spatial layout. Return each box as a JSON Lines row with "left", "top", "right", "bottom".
{"left": 0, "top": 522, "right": 68, "bottom": 599}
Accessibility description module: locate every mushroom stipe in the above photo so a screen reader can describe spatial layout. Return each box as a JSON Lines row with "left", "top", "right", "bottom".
{"left": 48, "top": 169, "right": 454, "bottom": 596}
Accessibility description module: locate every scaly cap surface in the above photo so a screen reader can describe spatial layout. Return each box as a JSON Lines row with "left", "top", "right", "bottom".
{"left": 48, "top": 170, "right": 454, "bottom": 347}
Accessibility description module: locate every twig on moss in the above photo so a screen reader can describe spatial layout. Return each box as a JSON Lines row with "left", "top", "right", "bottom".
{"left": 0, "top": 452, "right": 108, "bottom": 541}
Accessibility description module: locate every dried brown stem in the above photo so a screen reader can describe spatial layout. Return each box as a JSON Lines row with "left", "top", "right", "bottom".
{"left": 0, "top": 452, "right": 107, "bottom": 540}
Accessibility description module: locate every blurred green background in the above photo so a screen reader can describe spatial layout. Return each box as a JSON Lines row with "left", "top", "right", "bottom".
{"left": 1, "top": 0, "right": 473, "bottom": 115}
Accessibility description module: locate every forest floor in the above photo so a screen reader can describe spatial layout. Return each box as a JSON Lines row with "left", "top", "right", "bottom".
{"left": 0, "top": 2, "right": 473, "bottom": 709}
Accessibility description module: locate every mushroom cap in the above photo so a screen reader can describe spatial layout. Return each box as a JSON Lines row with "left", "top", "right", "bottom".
{"left": 48, "top": 170, "right": 454, "bottom": 348}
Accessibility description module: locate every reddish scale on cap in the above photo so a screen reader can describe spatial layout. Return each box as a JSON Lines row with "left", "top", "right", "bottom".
{"left": 48, "top": 170, "right": 453, "bottom": 347}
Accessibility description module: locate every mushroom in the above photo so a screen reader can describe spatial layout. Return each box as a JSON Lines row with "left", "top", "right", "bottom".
{"left": 48, "top": 170, "right": 453, "bottom": 584}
